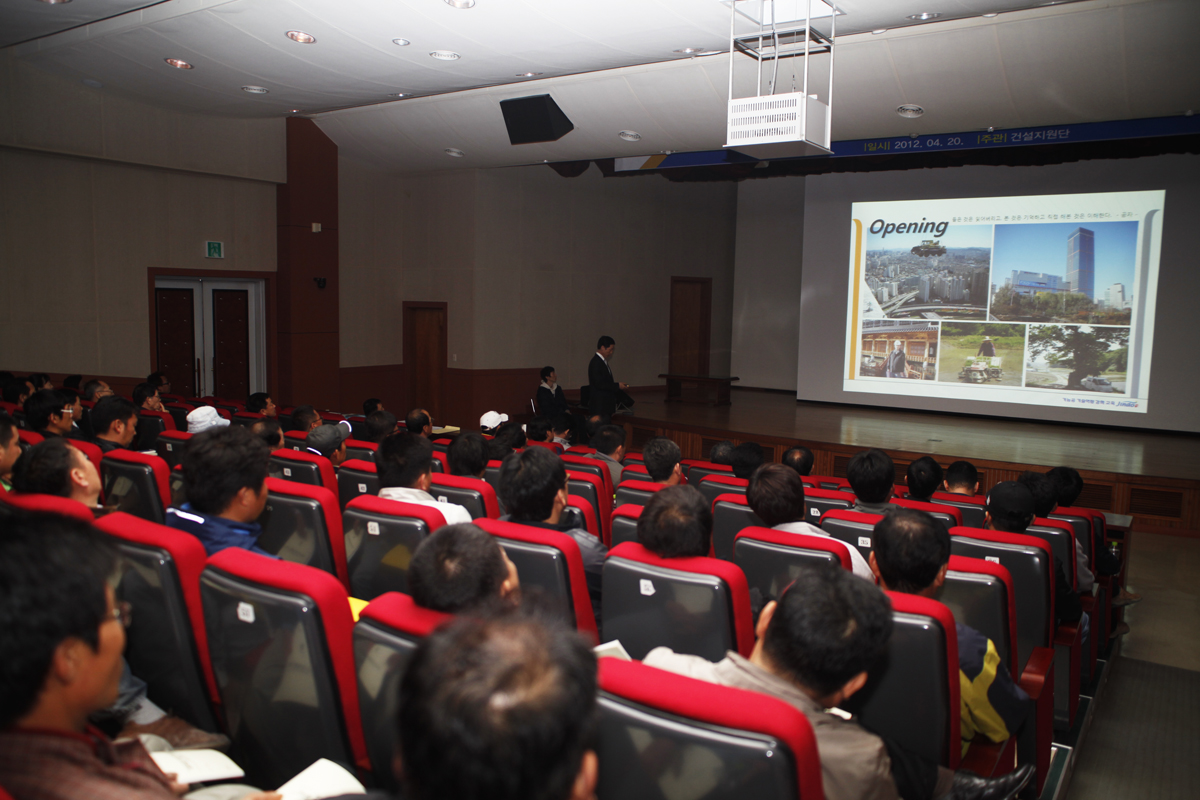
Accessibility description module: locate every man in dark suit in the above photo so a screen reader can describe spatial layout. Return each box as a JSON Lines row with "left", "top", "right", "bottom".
{"left": 587, "top": 335, "right": 633, "bottom": 421}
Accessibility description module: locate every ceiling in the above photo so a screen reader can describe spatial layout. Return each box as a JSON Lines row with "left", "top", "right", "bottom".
{"left": 5, "top": 0, "right": 1198, "bottom": 173}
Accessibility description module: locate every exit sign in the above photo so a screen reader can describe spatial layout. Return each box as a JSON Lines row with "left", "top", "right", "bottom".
{"left": 205, "top": 241, "right": 224, "bottom": 259}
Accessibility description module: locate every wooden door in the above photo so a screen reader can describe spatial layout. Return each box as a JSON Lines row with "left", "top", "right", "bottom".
{"left": 404, "top": 303, "right": 447, "bottom": 423}
{"left": 155, "top": 288, "right": 196, "bottom": 397}
{"left": 212, "top": 289, "right": 250, "bottom": 401}
{"left": 669, "top": 277, "right": 712, "bottom": 376}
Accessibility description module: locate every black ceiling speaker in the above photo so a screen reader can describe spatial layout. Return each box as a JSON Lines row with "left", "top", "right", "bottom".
{"left": 499, "top": 94, "right": 574, "bottom": 145}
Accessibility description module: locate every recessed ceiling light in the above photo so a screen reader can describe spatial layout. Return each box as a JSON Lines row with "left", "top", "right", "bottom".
{"left": 390, "top": 92, "right": 410, "bottom": 97}
{"left": 982, "top": 13, "right": 999, "bottom": 18}
{"left": 674, "top": 47, "right": 701, "bottom": 55}
{"left": 286, "top": 30, "right": 316, "bottom": 44}
{"left": 445, "top": 148, "right": 465, "bottom": 157}
{"left": 242, "top": 85, "right": 269, "bottom": 94}
{"left": 81, "top": 78, "right": 103, "bottom": 89}
{"left": 429, "top": 50, "right": 461, "bottom": 60}
{"left": 618, "top": 130, "right": 642, "bottom": 142}
{"left": 37, "top": 0, "right": 72, "bottom": 4}
{"left": 392, "top": 38, "right": 411, "bottom": 46}
{"left": 445, "top": 0, "right": 475, "bottom": 7}
{"left": 164, "top": 58, "right": 193, "bottom": 69}
{"left": 897, "top": 104, "right": 924, "bottom": 118}
{"left": 871, "top": 29, "right": 887, "bottom": 35}
{"left": 516, "top": 72, "right": 543, "bottom": 77}
{"left": 906, "top": 13, "right": 942, "bottom": 21}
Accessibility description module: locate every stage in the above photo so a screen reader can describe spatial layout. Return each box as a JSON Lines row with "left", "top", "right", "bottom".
{"left": 616, "top": 387, "right": 1200, "bottom": 535}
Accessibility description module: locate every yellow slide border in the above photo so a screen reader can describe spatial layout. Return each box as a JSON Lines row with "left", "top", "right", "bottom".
{"left": 848, "top": 218, "right": 862, "bottom": 380}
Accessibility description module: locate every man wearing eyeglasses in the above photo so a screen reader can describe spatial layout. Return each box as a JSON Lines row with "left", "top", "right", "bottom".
{"left": 23, "top": 389, "right": 78, "bottom": 440}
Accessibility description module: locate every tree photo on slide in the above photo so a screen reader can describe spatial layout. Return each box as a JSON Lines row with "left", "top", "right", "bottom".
{"left": 1026, "top": 325, "right": 1129, "bottom": 392}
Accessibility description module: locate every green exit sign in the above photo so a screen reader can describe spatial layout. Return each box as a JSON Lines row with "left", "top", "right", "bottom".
{"left": 205, "top": 241, "right": 224, "bottom": 259}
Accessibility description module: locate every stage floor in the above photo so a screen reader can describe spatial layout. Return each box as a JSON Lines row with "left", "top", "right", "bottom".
{"left": 622, "top": 388, "right": 1200, "bottom": 482}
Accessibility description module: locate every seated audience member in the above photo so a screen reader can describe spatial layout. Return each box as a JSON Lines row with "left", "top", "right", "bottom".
{"left": 871, "top": 508, "right": 1031, "bottom": 757}
{"left": 641, "top": 436, "right": 683, "bottom": 486}
{"left": 0, "top": 517, "right": 268, "bottom": 797}
{"left": 782, "top": 446, "right": 815, "bottom": 477}
{"left": 83, "top": 379, "right": 115, "bottom": 403}
{"left": 251, "top": 418, "right": 285, "bottom": 450}
{"left": 406, "top": 408, "right": 433, "bottom": 438}
{"left": 291, "top": 404, "right": 322, "bottom": 433}
{"left": 1046, "top": 465, "right": 1129, "bottom": 585}
{"left": 365, "top": 408, "right": 399, "bottom": 443}
{"left": 586, "top": 424, "right": 626, "bottom": 489}
{"left": 63, "top": 374, "right": 82, "bottom": 391}
{"left": 186, "top": 405, "right": 230, "bottom": 434}
{"left": 480, "top": 410, "right": 509, "bottom": 436}
{"left": 498, "top": 447, "right": 608, "bottom": 621}
{"left": 985, "top": 481, "right": 1083, "bottom": 628}
{"left": 90, "top": 396, "right": 139, "bottom": 454}
{"left": 525, "top": 416, "right": 555, "bottom": 446}
{"left": 747, "top": 463, "right": 873, "bottom": 581}
{"left": 363, "top": 397, "right": 383, "bottom": 415}
{"left": 11, "top": 438, "right": 102, "bottom": 510}
{"left": 60, "top": 390, "right": 88, "bottom": 439}
{"left": 636, "top": 485, "right": 711, "bottom": 559}
{"left": 133, "top": 382, "right": 164, "bottom": 413}
{"left": 943, "top": 460, "right": 980, "bottom": 496}
{"left": 906, "top": 456, "right": 944, "bottom": 503}
{"left": 1018, "top": 471, "right": 1094, "bottom": 594}
{"left": 1, "top": 411, "right": 20, "bottom": 491}
{"left": 24, "top": 389, "right": 76, "bottom": 439}
{"left": 146, "top": 371, "right": 171, "bottom": 397}
{"left": 487, "top": 421, "right": 528, "bottom": 461}
{"left": 306, "top": 423, "right": 350, "bottom": 468}
{"left": 848, "top": 448, "right": 895, "bottom": 515}
{"left": 28, "top": 373, "right": 54, "bottom": 391}
{"left": 448, "top": 432, "right": 489, "bottom": 479}
{"left": 552, "top": 415, "right": 573, "bottom": 450}
{"left": 731, "top": 441, "right": 765, "bottom": 480}
{"left": 583, "top": 414, "right": 603, "bottom": 443}
{"left": 377, "top": 432, "right": 473, "bottom": 525}
{"left": 167, "top": 426, "right": 275, "bottom": 557}
{"left": 3, "top": 375, "right": 31, "bottom": 406}
{"left": 407, "top": 524, "right": 520, "bottom": 613}
{"left": 397, "top": 611, "right": 598, "bottom": 800}
{"left": 246, "top": 392, "right": 276, "bottom": 417}
{"left": 709, "top": 439, "right": 735, "bottom": 466}
{"left": 537, "top": 366, "right": 569, "bottom": 419}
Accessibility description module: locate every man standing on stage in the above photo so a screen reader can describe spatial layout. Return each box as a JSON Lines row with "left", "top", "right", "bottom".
{"left": 588, "top": 336, "right": 633, "bottom": 421}
{"left": 885, "top": 340, "right": 908, "bottom": 379}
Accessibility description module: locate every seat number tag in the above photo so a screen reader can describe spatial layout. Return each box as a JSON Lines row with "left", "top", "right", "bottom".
{"left": 640, "top": 579, "right": 656, "bottom": 596}
{"left": 811, "top": 507, "right": 820, "bottom": 516}
{"left": 283, "top": 468, "right": 292, "bottom": 477}
{"left": 858, "top": 536, "right": 871, "bottom": 548}
{"left": 367, "top": 521, "right": 380, "bottom": 536}
{"left": 358, "top": 483, "right": 368, "bottom": 493}
{"left": 986, "top": 556, "right": 1000, "bottom": 564}
{"left": 237, "top": 602, "right": 255, "bottom": 624}
{"left": 437, "top": 495, "right": 447, "bottom": 502}
{"left": 166, "top": 443, "right": 173, "bottom": 451}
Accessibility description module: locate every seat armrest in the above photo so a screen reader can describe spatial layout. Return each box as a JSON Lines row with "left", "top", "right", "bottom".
{"left": 961, "top": 735, "right": 1016, "bottom": 778}
{"left": 1054, "top": 623, "right": 1082, "bottom": 728}
{"left": 1018, "top": 646, "right": 1055, "bottom": 796}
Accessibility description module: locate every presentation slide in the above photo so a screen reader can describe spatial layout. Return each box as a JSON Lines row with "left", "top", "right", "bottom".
{"left": 843, "top": 191, "right": 1164, "bottom": 414}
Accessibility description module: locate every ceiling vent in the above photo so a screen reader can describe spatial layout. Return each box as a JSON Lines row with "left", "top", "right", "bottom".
{"left": 499, "top": 94, "right": 574, "bottom": 145}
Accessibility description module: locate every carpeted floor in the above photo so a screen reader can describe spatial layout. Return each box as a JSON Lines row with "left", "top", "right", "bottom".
{"left": 1066, "top": 656, "right": 1200, "bottom": 799}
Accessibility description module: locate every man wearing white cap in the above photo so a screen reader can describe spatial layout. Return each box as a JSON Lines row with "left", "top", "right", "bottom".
{"left": 480, "top": 410, "right": 508, "bottom": 435}
{"left": 187, "top": 405, "right": 230, "bottom": 434}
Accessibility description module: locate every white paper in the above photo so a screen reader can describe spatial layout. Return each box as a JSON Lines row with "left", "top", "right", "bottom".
{"left": 150, "top": 750, "right": 244, "bottom": 784}
{"left": 276, "top": 758, "right": 365, "bottom": 800}
{"left": 594, "top": 640, "right": 632, "bottom": 661}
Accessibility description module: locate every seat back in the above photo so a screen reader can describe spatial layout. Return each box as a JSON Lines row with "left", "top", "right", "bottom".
{"left": 806, "top": 474, "right": 851, "bottom": 490}
{"left": 890, "top": 497, "right": 964, "bottom": 529}
{"left": 16, "top": 429, "right": 43, "bottom": 452}
{"left": 610, "top": 504, "right": 643, "bottom": 548}
{"left": 353, "top": 593, "right": 452, "bottom": 790}
{"left": 930, "top": 492, "right": 987, "bottom": 527}
{"left": 0, "top": 491, "right": 95, "bottom": 522}
{"left": 134, "top": 410, "right": 175, "bottom": 451}
{"left": 336, "top": 459, "right": 379, "bottom": 510}
{"left": 268, "top": 449, "right": 337, "bottom": 490}
{"left": 561, "top": 454, "right": 615, "bottom": 498}
{"left": 619, "top": 463, "right": 650, "bottom": 484}
{"left": 949, "top": 527, "right": 1055, "bottom": 673}
{"left": 95, "top": 513, "right": 219, "bottom": 732}
{"left": 283, "top": 429, "right": 308, "bottom": 449}
{"left": 72, "top": 439, "right": 104, "bottom": 478}
{"left": 803, "top": 487, "right": 855, "bottom": 524}
{"left": 526, "top": 440, "right": 564, "bottom": 455}
{"left": 343, "top": 496, "right": 447, "bottom": 600}
{"left": 344, "top": 439, "right": 377, "bottom": 463}
{"left": 163, "top": 402, "right": 194, "bottom": 432}
{"left": 430, "top": 450, "right": 447, "bottom": 473}
{"left": 563, "top": 495, "right": 600, "bottom": 539}
{"left": 154, "top": 430, "right": 193, "bottom": 469}
{"left": 1028, "top": 518, "right": 1078, "bottom": 590}
{"left": 482, "top": 459, "right": 503, "bottom": 494}
{"left": 942, "top": 555, "right": 1019, "bottom": 677}
{"left": 711, "top": 494, "right": 764, "bottom": 561}
{"left": 733, "top": 527, "right": 852, "bottom": 603}
{"left": 429, "top": 472, "right": 500, "bottom": 519}
{"left": 100, "top": 451, "right": 171, "bottom": 524}
{"left": 818, "top": 509, "right": 884, "bottom": 563}
{"left": 601, "top": 542, "right": 753, "bottom": 662}
{"left": 613, "top": 479, "right": 665, "bottom": 510}
{"left": 231, "top": 411, "right": 264, "bottom": 428}
{"left": 475, "top": 518, "right": 598, "bottom": 638}
{"left": 681, "top": 460, "right": 735, "bottom": 486}
{"left": 1049, "top": 508, "right": 1094, "bottom": 566}
{"left": 596, "top": 658, "right": 823, "bottom": 800}
{"left": 842, "top": 592, "right": 961, "bottom": 769}
{"left": 257, "top": 478, "right": 349, "bottom": 589}
{"left": 566, "top": 470, "right": 611, "bottom": 543}
{"left": 199, "top": 549, "right": 368, "bottom": 788}
{"left": 697, "top": 474, "right": 749, "bottom": 509}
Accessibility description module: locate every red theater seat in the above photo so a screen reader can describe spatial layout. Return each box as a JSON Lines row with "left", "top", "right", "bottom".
{"left": 610, "top": 503, "right": 642, "bottom": 548}
{"left": 429, "top": 472, "right": 500, "bottom": 519}
{"left": 0, "top": 492, "right": 94, "bottom": 522}
{"left": 343, "top": 496, "right": 447, "bottom": 600}
{"left": 258, "top": 478, "right": 349, "bottom": 589}
{"left": 612, "top": 478, "right": 665, "bottom": 510}
{"left": 890, "top": 497, "right": 964, "bottom": 529}
{"left": 269, "top": 448, "right": 337, "bottom": 490}
{"left": 101, "top": 450, "right": 172, "bottom": 524}
{"left": 733, "top": 526, "right": 854, "bottom": 601}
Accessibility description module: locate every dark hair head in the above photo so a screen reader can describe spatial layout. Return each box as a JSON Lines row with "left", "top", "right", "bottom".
{"left": 1017, "top": 471, "right": 1058, "bottom": 518}
{"left": 0, "top": 411, "right": 16, "bottom": 451}
{"left": 408, "top": 524, "right": 510, "bottom": 613}
{"left": 448, "top": 432, "right": 489, "bottom": 478}
{"left": 747, "top": 463, "right": 806, "bottom": 527}
{"left": 11, "top": 438, "right": 79, "bottom": 497}
{"left": 640, "top": 437, "right": 681, "bottom": 482}
{"left": 24, "top": 389, "right": 71, "bottom": 433}
{"left": 366, "top": 409, "right": 398, "bottom": 443}
{"left": 182, "top": 426, "right": 270, "bottom": 515}
{"left": 985, "top": 481, "right": 1036, "bottom": 533}
{"left": 2, "top": 377, "right": 28, "bottom": 404}
{"left": 1046, "top": 466, "right": 1083, "bottom": 507}
{"left": 363, "top": 398, "right": 383, "bottom": 416}
{"left": 584, "top": 415, "right": 603, "bottom": 441}
{"left": 291, "top": 405, "right": 320, "bottom": 431}
{"left": 0, "top": 515, "right": 118, "bottom": 728}
{"left": 406, "top": 409, "right": 431, "bottom": 434}
{"left": 377, "top": 432, "right": 434, "bottom": 490}
{"left": 905, "top": 457, "right": 943, "bottom": 502}
{"left": 28, "top": 373, "right": 52, "bottom": 391}
{"left": 871, "top": 508, "right": 950, "bottom": 594}
{"left": 526, "top": 417, "right": 553, "bottom": 444}
{"left": 488, "top": 422, "right": 528, "bottom": 461}
{"left": 589, "top": 424, "right": 625, "bottom": 457}
{"left": 252, "top": 418, "right": 284, "bottom": 450}
{"left": 636, "top": 485, "right": 712, "bottom": 559}
{"left": 551, "top": 415, "right": 571, "bottom": 436}
{"left": 398, "top": 610, "right": 597, "bottom": 800}
{"left": 146, "top": 371, "right": 169, "bottom": 388}
{"left": 62, "top": 375, "right": 82, "bottom": 391}
{"left": 847, "top": 448, "right": 895, "bottom": 503}
{"left": 498, "top": 447, "right": 567, "bottom": 523}
{"left": 763, "top": 564, "right": 893, "bottom": 697}
{"left": 708, "top": 440, "right": 735, "bottom": 465}
{"left": 82, "top": 380, "right": 106, "bottom": 402}
{"left": 132, "top": 382, "right": 159, "bottom": 407}
{"left": 90, "top": 396, "right": 138, "bottom": 437}
{"left": 782, "top": 446, "right": 814, "bottom": 477}
{"left": 596, "top": 335, "right": 614, "bottom": 349}
{"left": 944, "top": 460, "right": 979, "bottom": 492}
{"left": 540, "top": 366, "right": 555, "bottom": 381}
{"left": 246, "top": 392, "right": 272, "bottom": 414}
{"left": 731, "top": 441, "right": 765, "bottom": 480}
